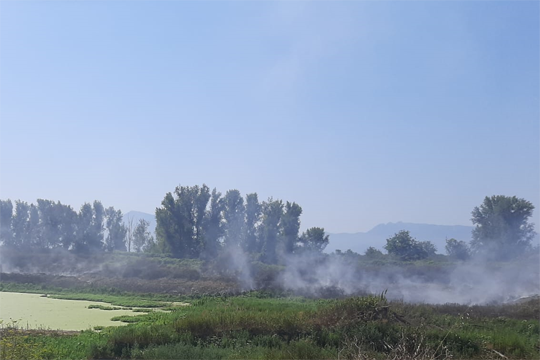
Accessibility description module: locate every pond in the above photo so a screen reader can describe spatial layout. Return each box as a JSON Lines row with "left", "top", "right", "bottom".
{"left": 0, "top": 292, "right": 139, "bottom": 331}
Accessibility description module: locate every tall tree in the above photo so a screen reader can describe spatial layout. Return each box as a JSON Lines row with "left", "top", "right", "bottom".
{"left": 260, "top": 198, "right": 283, "bottom": 264}
{"left": 125, "top": 216, "right": 135, "bottom": 253}
{"left": 58, "top": 203, "right": 78, "bottom": 250}
{"left": 155, "top": 185, "right": 210, "bottom": 258}
{"left": 133, "top": 219, "right": 153, "bottom": 253}
{"left": 280, "top": 201, "right": 302, "bottom": 254}
{"left": 175, "top": 186, "right": 198, "bottom": 258}
{"left": 223, "top": 189, "right": 245, "bottom": 249}
{"left": 0, "top": 200, "right": 13, "bottom": 246}
{"left": 73, "top": 202, "right": 104, "bottom": 254}
{"left": 11, "top": 201, "right": 30, "bottom": 248}
{"left": 26, "top": 204, "right": 40, "bottom": 247}
{"left": 471, "top": 195, "right": 536, "bottom": 260}
{"left": 104, "top": 207, "right": 127, "bottom": 252}
{"left": 201, "top": 188, "right": 224, "bottom": 259}
{"left": 194, "top": 184, "right": 211, "bottom": 253}
{"left": 155, "top": 192, "right": 178, "bottom": 256}
{"left": 36, "top": 199, "right": 65, "bottom": 249}
{"left": 244, "top": 193, "right": 261, "bottom": 253}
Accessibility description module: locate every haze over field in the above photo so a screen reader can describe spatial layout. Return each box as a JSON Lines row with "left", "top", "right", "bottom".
{"left": 0, "top": 1, "right": 538, "bottom": 234}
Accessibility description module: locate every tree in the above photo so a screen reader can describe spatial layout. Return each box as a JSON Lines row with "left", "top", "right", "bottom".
{"left": 298, "top": 227, "right": 329, "bottom": 253}
{"left": 104, "top": 207, "right": 127, "bottom": 252}
{"left": 260, "top": 198, "right": 283, "bottom": 264}
{"left": 133, "top": 219, "right": 154, "bottom": 252}
{"left": 125, "top": 216, "right": 135, "bottom": 252}
{"left": 58, "top": 203, "right": 78, "bottom": 250}
{"left": 223, "top": 189, "right": 245, "bottom": 249}
{"left": 471, "top": 195, "right": 536, "bottom": 260}
{"left": 73, "top": 202, "right": 104, "bottom": 254}
{"left": 11, "top": 201, "right": 30, "bottom": 248}
{"left": 445, "top": 238, "right": 470, "bottom": 261}
{"left": 384, "top": 230, "right": 431, "bottom": 261}
{"left": 280, "top": 202, "right": 302, "bottom": 254}
{"left": 244, "top": 193, "right": 261, "bottom": 253}
{"left": 419, "top": 241, "right": 437, "bottom": 257}
{"left": 36, "top": 199, "right": 75, "bottom": 249}
{"left": 155, "top": 185, "right": 210, "bottom": 258}
{"left": 365, "top": 246, "right": 383, "bottom": 258}
{"left": 194, "top": 185, "right": 211, "bottom": 254}
{"left": 201, "top": 188, "right": 224, "bottom": 259}
{"left": 36, "top": 199, "right": 59, "bottom": 248}
{"left": 0, "top": 199, "right": 13, "bottom": 245}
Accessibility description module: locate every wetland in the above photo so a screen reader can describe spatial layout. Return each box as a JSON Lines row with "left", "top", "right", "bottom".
{"left": 0, "top": 292, "right": 139, "bottom": 331}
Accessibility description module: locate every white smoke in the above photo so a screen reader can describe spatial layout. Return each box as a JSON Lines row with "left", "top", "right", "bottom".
{"left": 273, "top": 251, "right": 540, "bottom": 304}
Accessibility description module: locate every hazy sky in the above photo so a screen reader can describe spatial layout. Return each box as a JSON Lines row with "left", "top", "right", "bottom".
{"left": 0, "top": 1, "right": 538, "bottom": 233}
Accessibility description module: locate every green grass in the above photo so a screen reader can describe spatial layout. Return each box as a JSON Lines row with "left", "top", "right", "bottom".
{"left": 1, "top": 291, "right": 539, "bottom": 359}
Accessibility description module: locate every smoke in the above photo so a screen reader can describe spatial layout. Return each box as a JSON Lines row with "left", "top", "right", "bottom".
{"left": 1, "top": 244, "right": 538, "bottom": 305}
{"left": 0, "top": 246, "right": 107, "bottom": 277}
{"left": 272, "top": 250, "right": 540, "bottom": 304}
{"left": 203, "top": 245, "right": 256, "bottom": 291}
{"left": 222, "top": 245, "right": 255, "bottom": 291}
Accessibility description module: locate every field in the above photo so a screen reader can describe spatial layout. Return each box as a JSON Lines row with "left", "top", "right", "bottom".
{"left": 1, "top": 286, "right": 539, "bottom": 359}
{"left": 1, "top": 251, "right": 539, "bottom": 359}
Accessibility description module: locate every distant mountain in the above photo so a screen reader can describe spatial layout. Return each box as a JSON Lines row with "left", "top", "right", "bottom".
{"left": 123, "top": 211, "right": 156, "bottom": 235}
{"left": 326, "top": 222, "right": 474, "bottom": 255}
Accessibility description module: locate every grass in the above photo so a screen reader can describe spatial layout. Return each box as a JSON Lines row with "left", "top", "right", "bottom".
{"left": 1, "top": 291, "right": 538, "bottom": 359}
{"left": 1, "top": 250, "right": 538, "bottom": 359}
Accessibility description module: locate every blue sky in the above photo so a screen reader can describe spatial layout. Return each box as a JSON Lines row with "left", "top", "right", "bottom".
{"left": 0, "top": 1, "right": 538, "bottom": 233}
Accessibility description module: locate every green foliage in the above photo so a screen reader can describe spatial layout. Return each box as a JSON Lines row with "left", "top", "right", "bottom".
{"left": 384, "top": 230, "right": 435, "bottom": 261}
{"left": 104, "top": 206, "right": 127, "bottom": 252}
{"left": 223, "top": 189, "right": 246, "bottom": 249}
{"left": 445, "top": 238, "right": 470, "bottom": 260}
{"left": 471, "top": 195, "right": 536, "bottom": 260}
{"left": 0, "top": 198, "right": 133, "bottom": 254}
{"left": 364, "top": 246, "right": 383, "bottom": 258}
{"left": 0, "top": 199, "right": 13, "bottom": 245}
{"left": 155, "top": 185, "right": 211, "bottom": 258}
{"left": 244, "top": 193, "right": 262, "bottom": 253}
{"left": 298, "top": 227, "right": 329, "bottom": 253}
{"left": 133, "top": 219, "right": 153, "bottom": 253}
{"left": 281, "top": 201, "right": 302, "bottom": 254}
{"left": 260, "top": 198, "right": 283, "bottom": 264}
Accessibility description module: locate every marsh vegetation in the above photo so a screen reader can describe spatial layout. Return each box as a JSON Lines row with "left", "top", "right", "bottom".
{"left": 1, "top": 288, "right": 538, "bottom": 360}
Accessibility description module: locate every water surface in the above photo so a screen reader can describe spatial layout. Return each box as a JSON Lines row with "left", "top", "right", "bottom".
{"left": 0, "top": 292, "right": 138, "bottom": 331}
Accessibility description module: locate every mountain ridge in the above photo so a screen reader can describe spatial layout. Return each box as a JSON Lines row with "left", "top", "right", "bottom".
{"left": 326, "top": 222, "right": 474, "bottom": 254}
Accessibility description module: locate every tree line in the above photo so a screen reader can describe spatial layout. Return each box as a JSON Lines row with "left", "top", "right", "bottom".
{"left": 0, "top": 199, "right": 153, "bottom": 254}
{"left": 0, "top": 184, "right": 329, "bottom": 264}
{"left": 1, "top": 192, "right": 534, "bottom": 263}
{"left": 364, "top": 195, "right": 537, "bottom": 262}
{"left": 153, "top": 184, "right": 329, "bottom": 263}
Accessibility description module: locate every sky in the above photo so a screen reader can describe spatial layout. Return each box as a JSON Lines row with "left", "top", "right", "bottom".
{"left": 0, "top": 1, "right": 538, "bottom": 234}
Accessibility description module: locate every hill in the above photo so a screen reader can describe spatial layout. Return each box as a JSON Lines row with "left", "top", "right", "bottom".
{"left": 326, "top": 222, "right": 474, "bottom": 254}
